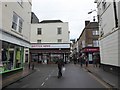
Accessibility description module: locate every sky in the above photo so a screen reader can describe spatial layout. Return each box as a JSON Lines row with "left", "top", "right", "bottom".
{"left": 32, "top": 0, "right": 97, "bottom": 40}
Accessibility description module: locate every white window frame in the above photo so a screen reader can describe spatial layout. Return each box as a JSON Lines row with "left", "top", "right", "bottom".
{"left": 12, "top": 12, "right": 23, "bottom": 33}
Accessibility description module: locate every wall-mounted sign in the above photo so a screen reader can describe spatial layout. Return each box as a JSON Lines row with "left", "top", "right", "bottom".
{"left": 31, "top": 43, "right": 70, "bottom": 49}
{"left": 83, "top": 48, "right": 99, "bottom": 52}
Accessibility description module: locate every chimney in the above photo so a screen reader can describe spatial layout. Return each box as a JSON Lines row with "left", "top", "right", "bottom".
{"left": 85, "top": 21, "right": 90, "bottom": 26}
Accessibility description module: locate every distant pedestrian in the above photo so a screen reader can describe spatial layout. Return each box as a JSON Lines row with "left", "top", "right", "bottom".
{"left": 85, "top": 60, "right": 88, "bottom": 67}
{"left": 80, "top": 55, "right": 84, "bottom": 67}
{"left": 84, "top": 55, "right": 88, "bottom": 67}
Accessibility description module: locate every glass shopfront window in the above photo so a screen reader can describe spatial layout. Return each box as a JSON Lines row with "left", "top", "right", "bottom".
{"left": 1, "top": 41, "right": 24, "bottom": 73}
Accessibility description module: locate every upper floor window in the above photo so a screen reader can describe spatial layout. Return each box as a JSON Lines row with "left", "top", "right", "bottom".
{"left": 57, "top": 27, "right": 62, "bottom": 34}
{"left": 92, "top": 30, "right": 99, "bottom": 35}
{"left": 37, "top": 28, "right": 42, "bottom": 35}
{"left": 12, "top": 12, "right": 23, "bottom": 33}
{"left": 93, "top": 40, "right": 99, "bottom": 47}
{"left": 58, "top": 39, "right": 62, "bottom": 43}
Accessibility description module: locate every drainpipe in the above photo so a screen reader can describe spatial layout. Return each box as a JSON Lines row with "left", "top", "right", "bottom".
{"left": 113, "top": 0, "right": 118, "bottom": 28}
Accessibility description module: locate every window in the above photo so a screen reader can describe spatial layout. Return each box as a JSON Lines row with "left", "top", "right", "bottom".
{"left": 82, "top": 40, "right": 85, "bottom": 48}
{"left": 37, "top": 28, "right": 42, "bottom": 35}
{"left": 93, "top": 40, "right": 99, "bottom": 47}
{"left": 37, "top": 40, "right": 41, "bottom": 43}
{"left": 92, "top": 30, "right": 99, "bottom": 35}
{"left": 12, "top": 13, "right": 18, "bottom": 30}
{"left": 12, "top": 12, "right": 23, "bottom": 33}
{"left": 58, "top": 39, "right": 62, "bottom": 43}
{"left": 57, "top": 27, "right": 62, "bottom": 34}
{"left": 18, "top": 18, "right": 23, "bottom": 33}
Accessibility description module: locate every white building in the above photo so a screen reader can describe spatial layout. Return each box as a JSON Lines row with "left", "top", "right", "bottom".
{"left": 95, "top": 0, "right": 120, "bottom": 74}
{"left": 30, "top": 20, "right": 70, "bottom": 64}
{"left": 0, "top": 0, "right": 32, "bottom": 73}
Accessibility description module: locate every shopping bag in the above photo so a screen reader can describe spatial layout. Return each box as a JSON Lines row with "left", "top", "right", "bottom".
{"left": 62, "top": 67, "right": 66, "bottom": 71}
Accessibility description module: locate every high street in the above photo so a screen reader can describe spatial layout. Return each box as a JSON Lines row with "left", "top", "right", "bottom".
{"left": 4, "top": 63, "right": 110, "bottom": 88}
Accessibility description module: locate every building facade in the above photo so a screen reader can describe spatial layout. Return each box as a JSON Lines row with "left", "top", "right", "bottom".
{"left": 78, "top": 21, "right": 99, "bottom": 64}
{"left": 30, "top": 20, "right": 70, "bottom": 64}
{"left": 0, "top": 0, "right": 32, "bottom": 73}
{"left": 95, "top": 0, "right": 120, "bottom": 74}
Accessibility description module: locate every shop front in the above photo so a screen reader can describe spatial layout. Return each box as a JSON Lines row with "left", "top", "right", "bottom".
{"left": 30, "top": 43, "right": 70, "bottom": 64}
{"left": 0, "top": 30, "right": 30, "bottom": 74}
{"left": 81, "top": 47, "right": 99, "bottom": 64}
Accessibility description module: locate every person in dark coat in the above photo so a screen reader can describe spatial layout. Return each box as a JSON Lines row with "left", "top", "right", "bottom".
{"left": 56, "top": 56, "right": 64, "bottom": 78}
{"left": 79, "top": 55, "right": 84, "bottom": 67}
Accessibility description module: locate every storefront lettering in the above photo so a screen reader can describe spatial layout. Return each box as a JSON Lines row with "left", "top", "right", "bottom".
{"left": 84, "top": 48, "right": 99, "bottom": 52}
{"left": 32, "top": 45, "right": 50, "bottom": 48}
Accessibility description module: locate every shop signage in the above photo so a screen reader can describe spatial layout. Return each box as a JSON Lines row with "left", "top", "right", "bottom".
{"left": 83, "top": 48, "right": 99, "bottom": 52}
{"left": 31, "top": 43, "right": 70, "bottom": 49}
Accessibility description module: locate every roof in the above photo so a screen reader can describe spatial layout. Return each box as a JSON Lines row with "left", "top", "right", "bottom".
{"left": 39, "top": 20, "right": 63, "bottom": 23}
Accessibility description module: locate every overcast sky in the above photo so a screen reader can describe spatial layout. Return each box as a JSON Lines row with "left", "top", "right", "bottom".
{"left": 32, "top": 0, "right": 97, "bottom": 40}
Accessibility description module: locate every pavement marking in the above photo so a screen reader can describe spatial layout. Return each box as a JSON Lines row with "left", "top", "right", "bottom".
{"left": 45, "top": 78, "right": 48, "bottom": 81}
{"left": 41, "top": 82, "right": 45, "bottom": 86}
{"left": 88, "top": 71, "right": 111, "bottom": 88}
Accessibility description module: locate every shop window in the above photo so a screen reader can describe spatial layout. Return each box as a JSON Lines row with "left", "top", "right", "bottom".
{"left": 2, "top": 42, "right": 15, "bottom": 71}
{"left": 16, "top": 47, "right": 22, "bottom": 68}
{"left": 1, "top": 42, "right": 24, "bottom": 73}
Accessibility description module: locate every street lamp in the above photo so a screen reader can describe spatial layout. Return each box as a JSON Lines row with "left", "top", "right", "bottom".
{"left": 88, "top": 9, "right": 96, "bottom": 14}
{"left": 88, "top": 9, "right": 97, "bottom": 21}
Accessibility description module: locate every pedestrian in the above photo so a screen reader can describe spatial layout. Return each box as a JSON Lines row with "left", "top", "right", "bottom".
{"left": 84, "top": 55, "right": 88, "bottom": 67}
{"left": 56, "top": 56, "right": 64, "bottom": 78}
{"left": 93, "top": 53, "right": 99, "bottom": 67}
{"left": 80, "top": 55, "right": 83, "bottom": 67}
{"left": 85, "top": 59, "right": 88, "bottom": 67}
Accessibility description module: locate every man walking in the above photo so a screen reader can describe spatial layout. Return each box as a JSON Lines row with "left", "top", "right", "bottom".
{"left": 56, "top": 56, "right": 64, "bottom": 78}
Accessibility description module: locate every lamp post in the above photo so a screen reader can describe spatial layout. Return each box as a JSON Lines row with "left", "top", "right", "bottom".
{"left": 88, "top": 9, "right": 97, "bottom": 21}
{"left": 88, "top": 9, "right": 96, "bottom": 14}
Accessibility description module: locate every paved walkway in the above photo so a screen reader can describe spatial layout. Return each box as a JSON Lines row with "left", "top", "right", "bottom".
{"left": 2, "top": 64, "right": 36, "bottom": 88}
{"left": 84, "top": 64, "right": 119, "bottom": 89}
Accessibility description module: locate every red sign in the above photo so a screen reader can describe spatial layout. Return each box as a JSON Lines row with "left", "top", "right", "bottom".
{"left": 83, "top": 48, "right": 99, "bottom": 52}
